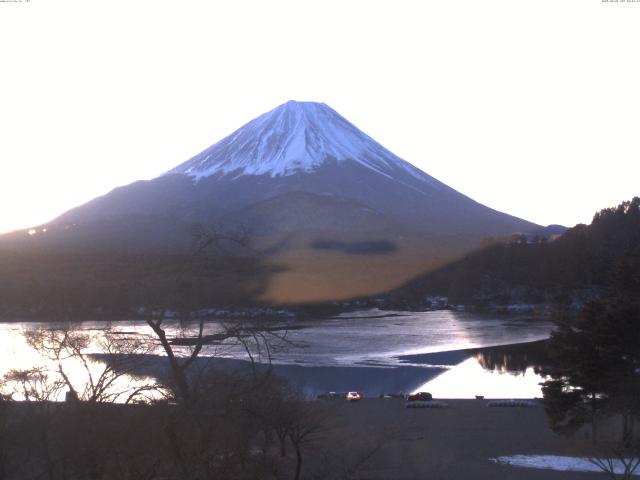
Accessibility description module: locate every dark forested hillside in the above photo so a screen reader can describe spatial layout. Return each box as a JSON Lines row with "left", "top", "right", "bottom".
{"left": 0, "top": 251, "right": 283, "bottom": 320}
{"left": 386, "top": 197, "right": 640, "bottom": 307}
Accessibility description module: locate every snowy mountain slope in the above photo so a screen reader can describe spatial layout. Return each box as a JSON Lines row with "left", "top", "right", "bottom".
{"left": 216, "top": 190, "right": 404, "bottom": 236}
{"left": 167, "top": 100, "right": 431, "bottom": 184}
{"left": 48, "top": 100, "right": 532, "bottom": 238}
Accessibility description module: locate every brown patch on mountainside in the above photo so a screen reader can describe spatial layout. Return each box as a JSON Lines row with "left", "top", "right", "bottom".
{"left": 0, "top": 228, "right": 481, "bottom": 315}
{"left": 252, "top": 231, "right": 480, "bottom": 304}
{"left": 258, "top": 251, "right": 441, "bottom": 303}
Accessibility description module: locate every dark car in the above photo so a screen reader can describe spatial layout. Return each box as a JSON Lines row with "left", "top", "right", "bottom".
{"left": 407, "top": 392, "right": 433, "bottom": 401}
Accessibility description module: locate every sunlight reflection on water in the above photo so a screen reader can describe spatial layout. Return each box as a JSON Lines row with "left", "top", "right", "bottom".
{"left": 0, "top": 310, "right": 553, "bottom": 400}
{"left": 412, "top": 360, "right": 545, "bottom": 399}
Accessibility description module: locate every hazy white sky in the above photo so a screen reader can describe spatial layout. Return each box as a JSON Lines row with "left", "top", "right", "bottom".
{"left": 1, "top": 0, "right": 638, "bottom": 234}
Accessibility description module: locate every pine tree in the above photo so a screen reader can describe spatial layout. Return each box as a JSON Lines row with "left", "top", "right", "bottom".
{"left": 540, "top": 252, "right": 640, "bottom": 446}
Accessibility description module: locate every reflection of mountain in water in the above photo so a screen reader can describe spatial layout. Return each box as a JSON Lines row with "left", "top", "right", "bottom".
{"left": 467, "top": 340, "right": 549, "bottom": 376}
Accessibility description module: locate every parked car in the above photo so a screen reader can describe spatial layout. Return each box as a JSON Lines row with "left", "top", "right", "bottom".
{"left": 407, "top": 392, "right": 432, "bottom": 401}
{"left": 346, "top": 391, "right": 362, "bottom": 402}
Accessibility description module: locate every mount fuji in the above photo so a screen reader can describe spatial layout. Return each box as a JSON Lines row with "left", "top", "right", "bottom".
{"left": 4, "top": 101, "right": 543, "bottom": 303}
{"left": 167, "top": 100, "right": 432, "bottom": 181}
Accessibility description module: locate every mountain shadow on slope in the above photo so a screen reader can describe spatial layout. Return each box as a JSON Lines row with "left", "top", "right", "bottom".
{"left": 0, "top": 250, "right": 286, "bottom": 320}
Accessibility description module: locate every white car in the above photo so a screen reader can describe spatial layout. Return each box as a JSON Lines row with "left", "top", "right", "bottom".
{"left": 346, "top": 391, "right": 362, "bottom": 401}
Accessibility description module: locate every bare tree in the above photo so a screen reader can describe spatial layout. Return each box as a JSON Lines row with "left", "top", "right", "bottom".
{"left": 145, "top": 310, "right": 294, "bottom": 405}
{"left": 4, "top": 368, "right": 64, "bottom": 402}
{"left": 220, "top": 319, "right": 295, "bottom": 382}
{"left": 241, "top": 374, "right": 297, "bottom": 458}
{"left": 143, "top": 226, "right": 258, "bottom": 404}
{"left": 287, "top": 399, "right": 330, "bottom": 480}
{"left": 144, "top": 312, "right": 205, "bottom": 405}
{"left": 3, "top": 366, "right": 64, "bottom": 480}
{"left": 589, "top": 441, "right": 640, "bottom": 480}
{"left": 0, "top": 380, "right": 12, "bottom": 480}
{"left": 23, "top": 327, "right": 160, "bottom": 403}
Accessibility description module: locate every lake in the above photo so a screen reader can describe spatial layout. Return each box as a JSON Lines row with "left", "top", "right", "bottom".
{"left": 0, "top": 309, "right": 553, "bottom": 400}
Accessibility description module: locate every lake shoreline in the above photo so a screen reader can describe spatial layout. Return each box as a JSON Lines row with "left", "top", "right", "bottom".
{"left": 395, "top": 338, "right": 549, "bottom": 365}
{"left": 95, "top": 336, "right": 551, "bottom": 400}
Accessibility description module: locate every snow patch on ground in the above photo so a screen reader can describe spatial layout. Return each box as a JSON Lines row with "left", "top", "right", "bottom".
{"left": 492, "top": 454, "right": 640, "bottom": 476}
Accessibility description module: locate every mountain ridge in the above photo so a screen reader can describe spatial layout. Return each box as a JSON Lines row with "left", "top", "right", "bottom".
{"left": 166, "top": 100, "right": 429, "bottom": 183}
{"left": 381, "top": 197, "right": 639, "bottom": 310}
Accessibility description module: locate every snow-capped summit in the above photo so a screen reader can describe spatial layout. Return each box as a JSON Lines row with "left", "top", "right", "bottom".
{"left": 167, "top": 100, "right": 424, "bottom": 181}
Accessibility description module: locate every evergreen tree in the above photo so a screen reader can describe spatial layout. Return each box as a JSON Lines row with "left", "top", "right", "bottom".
{"left": 540, "top": 252, "right": 640, "bottom": 446}
{"left": 540, "top": 302, "right": 615, "bottom": 444}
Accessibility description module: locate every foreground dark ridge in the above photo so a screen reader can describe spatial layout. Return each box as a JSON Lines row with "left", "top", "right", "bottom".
{"left": 0, "top": 398, "right": 619, "bottom": 480}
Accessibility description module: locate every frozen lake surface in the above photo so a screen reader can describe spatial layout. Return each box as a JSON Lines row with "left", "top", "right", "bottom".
{"left": 0, "top": 309, "right": 553, "bottom": 399}
{"left": 261, "top": 309, "right": 552, "bottom": 367}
